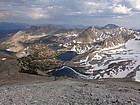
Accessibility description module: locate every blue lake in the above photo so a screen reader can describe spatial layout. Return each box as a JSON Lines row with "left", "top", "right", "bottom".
{"left": 49, "top": 66, "right": 89, "bottom": 78}
{"left": 48, "top": 46, "right": 65, "bottom": 50}
{"left": 0, "top": 50, "right": 13, "bottom": 54}
{"left": 57, "top": 51, "right": 77, "bottom": 61}
{"left": 49, "top": 66, "right": 79, "bottom": 78}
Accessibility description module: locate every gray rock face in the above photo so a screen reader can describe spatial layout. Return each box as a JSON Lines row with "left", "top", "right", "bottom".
{"left": 0, "top": 79, "right": 140, "bottom": 105}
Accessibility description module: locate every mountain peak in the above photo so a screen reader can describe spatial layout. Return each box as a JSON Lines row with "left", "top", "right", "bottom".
{"left": 87, "top": 26, "right": 95, "bottom": 31}
{"left": 102, "top": 24, "right": 119, "bottom": 29}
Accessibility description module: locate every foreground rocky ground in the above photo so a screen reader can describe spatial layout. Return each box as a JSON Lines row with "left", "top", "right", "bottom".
{"left": 0, "top": 77, "right": 140, "bottom": 105}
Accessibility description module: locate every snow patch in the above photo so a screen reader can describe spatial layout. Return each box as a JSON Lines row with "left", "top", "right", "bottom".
{"left": 134, "top": 71, "right": 140, "bottom": 82}
{"left": 1, "top": 58, "right": 6, "bottom": 61}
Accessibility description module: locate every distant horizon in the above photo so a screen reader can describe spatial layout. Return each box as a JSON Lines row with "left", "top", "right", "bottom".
{"left": 0, "top": 21, "right": 139, "bottom": 30}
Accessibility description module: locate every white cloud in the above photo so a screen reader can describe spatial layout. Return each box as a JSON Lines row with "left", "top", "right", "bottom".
{"left": 27, "top": 8, "right": 48, "bottom": 19}
{"left": 112, "top": 0, "right": 140, "bottom": 11}
{"left": 83, "top": 1, "right": 98, "bottom": 6}
{"left": 127, "top": 0, "right": 140, "bottom": 10}
{"left": 79, "top": 1, "right": 104, "bottom": 15}
{"left": 111, "top": 4, "right": 132, "bottom": 14}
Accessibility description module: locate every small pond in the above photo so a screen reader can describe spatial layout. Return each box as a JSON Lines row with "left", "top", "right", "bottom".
{"left": 0, "top": 50, "right": 13, "bottom": 54}
{"left": 57, "top": 51, "right": 77, "bottom": 61}
{"left": 48, "top": 46, "right": 65, "bottom": 50}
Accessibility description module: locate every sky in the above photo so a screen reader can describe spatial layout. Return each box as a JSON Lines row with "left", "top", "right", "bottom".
{"left": 0, "top": 0, "right": 140, "bottom": 28}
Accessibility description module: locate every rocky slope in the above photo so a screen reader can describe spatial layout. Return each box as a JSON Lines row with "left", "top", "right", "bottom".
{"left": 0, "top": 79, "right": 140, "bottom": 105}
{"left": 0, "top": 53, "right": 20, "bottom": 78}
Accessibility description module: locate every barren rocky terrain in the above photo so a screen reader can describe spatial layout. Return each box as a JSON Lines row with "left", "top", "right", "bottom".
{"left": 0, "top": 77, "right": 140, "bottom": 105}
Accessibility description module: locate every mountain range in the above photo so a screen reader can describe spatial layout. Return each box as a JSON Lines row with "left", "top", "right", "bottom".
{"left": 0, "top": 22, "right": 30, "bottom": 30}
{"left": 0, "top": 23, "right": 140, "bottom": 82}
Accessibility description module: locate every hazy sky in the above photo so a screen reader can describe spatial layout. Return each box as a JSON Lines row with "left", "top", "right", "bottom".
{"left": 0, "top": 0, "right": 140, "bottom": 28}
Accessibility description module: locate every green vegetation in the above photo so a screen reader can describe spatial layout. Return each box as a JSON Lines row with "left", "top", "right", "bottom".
{"left": 18, "top": 43, "right": 64, "bottom": 75}
{"left": 0, "top": 52, "right": 5, "bottom": 54}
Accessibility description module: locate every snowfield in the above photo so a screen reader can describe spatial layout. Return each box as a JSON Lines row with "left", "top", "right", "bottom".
{"left": 73, "top": 35, "right": 140, "bottom": 82}
{"left": 135, "top": 71, "right": 140, "bottom": 82}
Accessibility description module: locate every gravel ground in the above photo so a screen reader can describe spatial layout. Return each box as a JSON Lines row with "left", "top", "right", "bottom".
{"left": 0, "top": 79, "right": 140, "bottom": 105}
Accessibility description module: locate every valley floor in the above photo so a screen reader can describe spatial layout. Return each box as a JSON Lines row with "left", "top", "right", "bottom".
{"left": 0, "top": 74, "right": 140, "bottom": 105}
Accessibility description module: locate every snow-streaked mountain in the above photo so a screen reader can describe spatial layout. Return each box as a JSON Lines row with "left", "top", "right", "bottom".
{"left": 2, "top": 24, "right": 140, "bottom": 82}
{"left": 69, "top": 35, "right": 140, "bottom": 81}
{"left": 63, "top": 25, "right": 140, "bottom": 82}
{"left": 68, "top": 26, "right": 139, "bottom": 55}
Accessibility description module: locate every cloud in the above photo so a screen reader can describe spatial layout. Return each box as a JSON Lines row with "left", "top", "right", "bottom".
{"left": 0, "top": 0, "right": 140, "bottom": 28}
{"left": 80, "top": 1, "right": 102, "bottom": 15}
{"left": 0, "top": 0, "right": 134, "bottom": 19}
{"left": 111, "top": 4, "right": 132, "bottom": 14}
{"left": 127, "top": 0, "right": 140, "bottom": 10}
{"left": 27, "top": 8, "right": 48, "bottom": 19}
